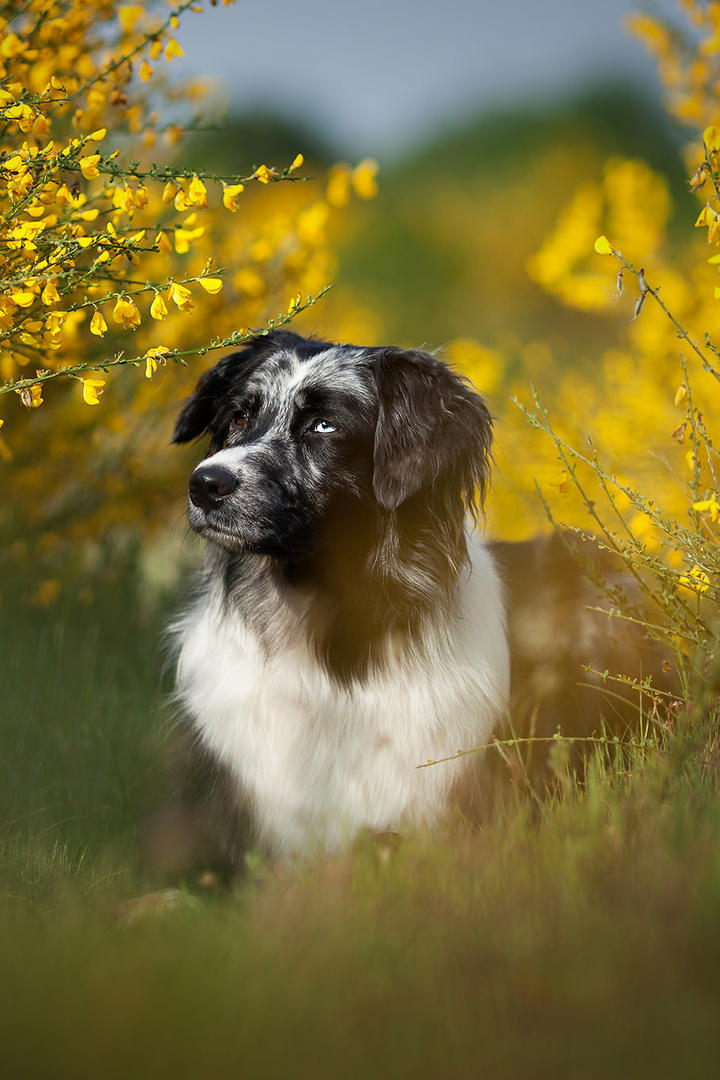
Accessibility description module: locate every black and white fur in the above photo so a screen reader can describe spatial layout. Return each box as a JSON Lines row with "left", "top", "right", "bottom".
{"left": 169, "top": 331, "right": 509, "bottom": 861}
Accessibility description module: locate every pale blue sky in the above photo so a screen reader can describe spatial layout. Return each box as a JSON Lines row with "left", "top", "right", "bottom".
{"left": 175, "top": 0, "right": 682, "bottom": 158}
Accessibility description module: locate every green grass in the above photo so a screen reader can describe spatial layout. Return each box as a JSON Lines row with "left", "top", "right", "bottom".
{"left": 2, "top": 570, "right": 720, "bottom": 1079}
{"left": 0, "top": 573, "right": 171, "bottom": 900}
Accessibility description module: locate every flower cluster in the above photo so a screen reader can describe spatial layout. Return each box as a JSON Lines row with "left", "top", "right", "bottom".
{"left": 0, "top": 1, "right": 377, "bottom": 563}
{"left": 0, "top": 1, "right": 320, "bottom": 422}
{"left": 488, "top": 1, "right": 720, "bottom": 662}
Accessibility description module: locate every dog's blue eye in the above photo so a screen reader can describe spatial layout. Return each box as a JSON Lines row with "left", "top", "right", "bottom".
{"left": 313, "top": 420, "right": 336, "bottom": 434}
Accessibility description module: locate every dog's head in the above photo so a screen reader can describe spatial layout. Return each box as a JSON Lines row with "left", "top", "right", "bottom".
{"left": 173, "top": 330, "right": 493, "bottom": 559}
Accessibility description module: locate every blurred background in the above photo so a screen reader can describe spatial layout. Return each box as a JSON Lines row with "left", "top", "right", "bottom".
{"left": 177, "top": 0, "right": 680, "bottom": 159}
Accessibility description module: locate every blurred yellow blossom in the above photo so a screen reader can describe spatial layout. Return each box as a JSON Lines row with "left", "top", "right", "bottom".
{"left": 168, "top": 283, "right": 193, "bottom": 311}
{"left": 17, "top": 385, "right": 43, "bottom": 408}
{"left": 679, "top": 566, "right": 710, "bottom": 593}
{"left": 198, "top": 278, "right": 223, "bottom": 295}
{"left": 352, "top": 159, "right": 379, "bottom": 200}
{"left": 223, "top": 183, "right": 245, "bottom": 211}
{"left": 113, "top": 297, "right": 141, "bottom": 329}
{"left": 144, "top": 346, "right": 171, "bottom": 379}
{"left": 693, "top": 496, "right": 720, "bottom": 522}
{"left": 90, "top": 311, "right": 107, "bottom": 337}
{"left": 80, "top": 378, "right": 106, "bottom": 406}
{"left": 150, "top": 293, "right": 168, "bottom": 320}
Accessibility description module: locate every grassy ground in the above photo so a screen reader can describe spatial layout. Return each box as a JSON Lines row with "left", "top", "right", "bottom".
{"left": 2, "top": 570, "right": 720, "bottom": 1079}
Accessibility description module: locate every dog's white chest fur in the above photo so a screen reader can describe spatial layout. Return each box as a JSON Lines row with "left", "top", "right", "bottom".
{"left": 175, "top": 536, "right": 508, "bottom": 856}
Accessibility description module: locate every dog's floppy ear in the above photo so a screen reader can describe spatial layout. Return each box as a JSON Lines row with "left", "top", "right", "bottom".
{"left": 172, "top": 330, "right": 324, "bottom": 444}
{"left": 372, "top": 347, "right": 493, "bottom": 513}
{"left": 172, "top": 356, "right": 234, "bottom": 444}
{"left": 172, "top": 334, "right": 280, "bottom": 444}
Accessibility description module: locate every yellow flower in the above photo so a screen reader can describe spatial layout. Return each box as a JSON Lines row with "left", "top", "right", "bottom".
{"left": 112, "top": 296, "right": 141, "bottom": 328}
{"left": 254, "top": 164, "right": 272, "bottom": 184}
{"left": 679, "top": 565, "right": 710, "bottom": 593}
{"left": 155, "top": 230, "right": 173, "bottom": 253}
{"left": 198, "top": 277, "right": 223, "bottom": 294}
{"left": 17, "top": 384, "right": 43, "bottom": 408}
{"left": 593, "top": 235, "right": 613, "bottom": 255}
{"left": 188, "top": 175, "right": 208, "bottom": 207}
{"left": 79, "top": 154, "right": 100, "bottom": 180}
{"left": 704, "top": 126, "right": 720, "bottom": 153}
{"left": 352, "top": 158, "right": 378, "bottom": 200}
{"left": 174, "top": 225, "right": 205, "bottom": 254}
{"left": 289, "top": 153, "right": 304, "bottom": 172}
{"left": 1, "top": 33, "right": 25, "bottom": 59}
{"left": 674, "top": 384, "right": 687, "bottom": 406}
{"left": 144, "top": 346, "right": 171, "bottom": 379}
{"left": 168, "top": 282, "right": 193, "bottom": 310}
{"left": 113, "top": 186, "right": 137, "bottom": 213}
{"left": 118, "top": 5, "right": 143, "bottom": 33}
{"left": 296, "top": 201, "right": 330, "bottom": 246}
{"left": 139, "top": 60, "right": 153, "bottom": 82}
{"left": 150, "top": 293, "right": 168, "bottom": 320}
{"left": 692, "top": 497, "right": 720, "bottom": 522}
{"left": 174, "top": 179, "right": 207, "bottom": 212}
{"left": 162, "top": 181, "right": 178, "bottom": 204}
{"left": 222, "top": 183, "right": 245, "bottom": 211}
{"left": 45, "top": 310, "right": 67, "bottom": 335}
{"left": 326, "top": 164, "right": 351, "bottom": 208}
{"left": 80, "top": 377, "right": 106, "bottom": 405}
{"left": 88, "top": 128, "right": 107, "bottom": 142}
{"left": 165, "top": 38, "right": 184, "bottom": 61}
{"left": 11, "top": 290, "right": 36, "bottom": 308}
{"left": 695, "top": 205, "right": 720, "bottom": 242}
{"left": 90, "top": 310, "right": 108, "bottom": 336}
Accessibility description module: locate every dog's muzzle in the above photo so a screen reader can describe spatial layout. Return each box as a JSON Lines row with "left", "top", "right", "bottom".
{"left": 189, "top": 464, "right": 238, "bottom": 512}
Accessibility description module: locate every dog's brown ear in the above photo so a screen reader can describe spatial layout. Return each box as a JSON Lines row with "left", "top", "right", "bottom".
{"left": 372, "top": 347, "right": 493, "bottom": 513}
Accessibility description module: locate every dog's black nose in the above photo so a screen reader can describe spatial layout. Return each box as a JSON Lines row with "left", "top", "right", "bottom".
{"left": 189, "top": 464, "right": 238, "bottom": 511}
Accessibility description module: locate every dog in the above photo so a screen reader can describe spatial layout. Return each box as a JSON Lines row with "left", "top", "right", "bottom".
{"left": 158, "top": 330, "right": 509, "bottom": 867}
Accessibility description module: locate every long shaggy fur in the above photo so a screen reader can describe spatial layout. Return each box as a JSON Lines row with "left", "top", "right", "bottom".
{"left": 166, "top": 331, "right": 509, "bottom": 862}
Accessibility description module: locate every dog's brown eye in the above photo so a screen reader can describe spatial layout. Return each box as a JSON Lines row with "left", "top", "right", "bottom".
{"left": 233, "top": 412, "right": 248, "bottom": 429}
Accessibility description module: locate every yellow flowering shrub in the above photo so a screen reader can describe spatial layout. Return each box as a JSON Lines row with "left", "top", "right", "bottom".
{"left": 0, "top": 1, "right": 377, "bottom": 567}
{"left": 450, "top": 0, "right": 720, "bottom": 665}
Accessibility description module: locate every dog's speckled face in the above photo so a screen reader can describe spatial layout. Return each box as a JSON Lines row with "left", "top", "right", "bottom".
{"left": 181, "top": 341, "right": 376, "bottom": 556}
{"left": 173, "top": 330, "right": 493, "bottom": 561}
